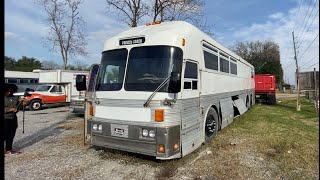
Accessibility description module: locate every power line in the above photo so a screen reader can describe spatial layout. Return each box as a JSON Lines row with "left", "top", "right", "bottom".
{"left": 296, "top": 0, "right": 319, "bottom": 45}
{"left": 300, "top": 55, "right": 319, "bottom": 68}
{"left": 296, "top": 0, "right": 314, "bottom": 42}
{"left": 296, "top": 0, "right": 318, "bottom": 41}
{"left": 283, "top": 62, "right": 296, "bottom": 71}
{"left": 302, "top": 62, "right": 319, "bottom": 70}
{"left": 297, "top": 8, "right": 319, "bottom": 48}
{"left": 292, "top": 0, "right": 303, "bottom": 30}
{"left": 298, "top": 33, "right": 319, "bottom": 60}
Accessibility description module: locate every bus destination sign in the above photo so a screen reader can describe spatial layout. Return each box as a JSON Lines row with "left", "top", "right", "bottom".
{"left": 119, "top": 37, "right": 145, "bottom": 46}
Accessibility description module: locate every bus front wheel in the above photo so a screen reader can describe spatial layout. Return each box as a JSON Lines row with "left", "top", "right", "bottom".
{"left": 204, "top": 108, "right": 218, "bottom": 143}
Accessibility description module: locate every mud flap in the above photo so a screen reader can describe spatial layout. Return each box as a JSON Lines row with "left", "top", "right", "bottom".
{"left": 220, "top": 98, "right": 234, "bottom": 129}
{"left": 233, "top": 98, "right": 247, "bottom": 115}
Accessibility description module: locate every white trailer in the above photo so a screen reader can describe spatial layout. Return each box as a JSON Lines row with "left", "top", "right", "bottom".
{"left": 5, "top": 70, "right": 40, "bottom": 92}
{"left": 79, "top": 21, "right": 255, "bottom": 159}
{"left": 18, "top": 70, "right": 88, "bottom": 111}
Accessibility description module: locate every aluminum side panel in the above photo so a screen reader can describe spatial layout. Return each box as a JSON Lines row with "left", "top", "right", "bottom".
{"left": 200, "top": 89, "right": 254, "bottom": 129}
{"left": 234, "top": 99, "right": 247, "bottom": 115}
{"left": 219, "top": 97, "right": 234, "bottom": 129}
{"left": 180, "top": 97, "right": 202, "bottom": 157}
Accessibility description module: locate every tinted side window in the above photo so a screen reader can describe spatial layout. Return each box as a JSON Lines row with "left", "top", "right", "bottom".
{"left": 184, "top": 62, "right": 198, "bottom": 79}
{"left": 230, "top": 62, "right": 237, "bottom": 75}
{"left": 203, "top": 51, "right": 218, "bottom": 70}
{"left": 220, "top": 57, "right": 229, "bottom": 73}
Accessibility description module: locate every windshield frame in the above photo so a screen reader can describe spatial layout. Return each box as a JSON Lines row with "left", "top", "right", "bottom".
{"left": 96, "top": 45, "right": 183, "bottom": 92}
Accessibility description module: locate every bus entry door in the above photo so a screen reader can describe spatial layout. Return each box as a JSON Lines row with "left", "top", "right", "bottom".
{"left": 180, "top": 60, "right": 201, "bottom": 156}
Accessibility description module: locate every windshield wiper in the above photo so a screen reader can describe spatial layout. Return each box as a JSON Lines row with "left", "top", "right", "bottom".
{"left": 143, "top": 76, "right": 170, "bottom": 107}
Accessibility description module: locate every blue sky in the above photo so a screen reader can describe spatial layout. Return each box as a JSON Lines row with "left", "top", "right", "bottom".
{"left": 5, "top": 0, "right": 319, "bottom": 85}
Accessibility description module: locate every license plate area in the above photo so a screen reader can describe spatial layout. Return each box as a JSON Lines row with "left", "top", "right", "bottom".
{"left": 110, "top": 124, "right": 129, "bottom": 138}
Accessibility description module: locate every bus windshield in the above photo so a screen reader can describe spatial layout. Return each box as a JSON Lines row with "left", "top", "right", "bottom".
{"left": 125, "top": 46, "right": 183, "bottom": 92}
{"left": 96, "top": 49, "right": 128, "bottom": 91}
{"left": 97, "top": 46, "right": 183, "bottom": 92}
{"left": 35, "top": 85, "right": 52, "bottom": 92}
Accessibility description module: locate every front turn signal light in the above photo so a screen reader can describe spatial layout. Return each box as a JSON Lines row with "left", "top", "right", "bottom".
{"left": 89, "top": 105, "right": 94, "bottom": 116}
{"left": 158, "top": 144, "right": 165, "bottom": 153}
{"left": 173, "top": 142, "right": 179, "bottom": 151}
{"left": 155, "top": 109, "right": 164, "bottom": 122}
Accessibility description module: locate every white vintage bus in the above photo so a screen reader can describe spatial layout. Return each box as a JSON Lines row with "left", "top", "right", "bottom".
{"left": 77, "top": 21, "right": 255, "bottom": 160}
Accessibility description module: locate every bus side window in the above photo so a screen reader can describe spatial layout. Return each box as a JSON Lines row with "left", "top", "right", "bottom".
{"left": 184, "top": 62, "right": 198, "bottom": 90}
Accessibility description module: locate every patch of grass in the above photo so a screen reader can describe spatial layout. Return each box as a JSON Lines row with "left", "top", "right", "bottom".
{"left": 219, "top": 97, "right": 319, "bottom": 179}
{"left": 81, "top": 96, "right": 318, "bottom": 179}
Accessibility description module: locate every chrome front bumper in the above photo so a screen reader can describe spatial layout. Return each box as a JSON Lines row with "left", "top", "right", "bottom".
{"left": 87, "top": 120, "right": 181, "bottom": 159}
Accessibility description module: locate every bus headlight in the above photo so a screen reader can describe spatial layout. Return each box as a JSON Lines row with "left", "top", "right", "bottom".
{"left": 149, "top": 130, "right": 155, "bottom": 138}
{"left": 92, "top": 124, "right": 98, "bottom": 130}
{"left": 98, "top": 124, "right": 102, "bottom": 131}
{"left": 142, "top": 129, "right": 149, "bottom": 137}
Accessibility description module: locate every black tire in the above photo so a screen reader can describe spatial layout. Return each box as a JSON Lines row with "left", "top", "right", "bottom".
{"left": 29, "top": 100, "right": 42, "bottom": 111}
{"left": 205, "top": 108, "right": 219, "bottom": 143}
{"left": 268, "top": 94, "right": 276, "bottom": 105}
{"left": 246, "top": 96, "right": 250, "bottom": 109}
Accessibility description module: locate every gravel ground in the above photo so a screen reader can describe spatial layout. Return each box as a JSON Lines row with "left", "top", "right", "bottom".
{"left": 5, "top": 106, "right": 158, "bottom": 180}
{"left": 5, "top": 104, "right": 310, "bottom": 179}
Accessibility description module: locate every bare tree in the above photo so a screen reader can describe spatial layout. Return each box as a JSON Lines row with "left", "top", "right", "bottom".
{"left": 106, "top": 0, "right": 149, "bottom": 27}
{"left": 37, "top": 0, "right": 88, "bottom": 70}
{"left": 152, "top": 0, "right": 171, "bottom": 22}
{"left": 106, "top": 0, "right": 213, "bottom": 36}
{"left": 231, "top": 40, "right": 283, "bottom": 85}
{"left": 154, "top": 0, "right": 213, "bottom": 36}
{"left": 72, "top": 59, "right": 89, "bottom": 70}
{"left": 41, "top": 60, "right": 62, "bottom": 70}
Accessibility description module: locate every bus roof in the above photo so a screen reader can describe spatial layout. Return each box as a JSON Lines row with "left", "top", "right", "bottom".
{"left": 103, "top": 21, "right": 253, "bottom": 68}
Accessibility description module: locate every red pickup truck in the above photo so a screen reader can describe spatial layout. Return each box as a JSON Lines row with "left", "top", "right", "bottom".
{"left": 254, "top": 74, "right": 276, "bottom": 105}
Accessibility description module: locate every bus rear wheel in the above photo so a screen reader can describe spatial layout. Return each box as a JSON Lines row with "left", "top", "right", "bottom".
{"left": 205, "top": 108, "right": 218, "bottom": 143}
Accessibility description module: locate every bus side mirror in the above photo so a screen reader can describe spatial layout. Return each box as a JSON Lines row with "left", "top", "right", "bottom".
{"left": 76, "top": 75, "right": 87, "bottom": 91}
{"left": 168, "top": 72, "right": 181, "bottom": 93}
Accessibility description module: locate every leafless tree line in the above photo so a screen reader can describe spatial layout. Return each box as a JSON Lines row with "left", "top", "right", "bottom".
{"left": 106, "top": 0, "right": 212, "bottom": 35}
{"left": 36, "top": 0, "right": 212, "bottom": 70}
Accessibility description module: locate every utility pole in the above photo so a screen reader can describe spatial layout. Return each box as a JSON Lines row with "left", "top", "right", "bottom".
{"left": 292, "top": 31, "right": 301, "bottom": 111}
{"left": 314, "top": 68, "right": 318, "bottom": 112}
